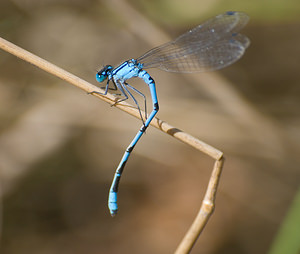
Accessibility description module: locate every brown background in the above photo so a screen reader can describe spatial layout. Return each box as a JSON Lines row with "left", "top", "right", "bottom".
{"left": 0, "top": 0, "right": 299, "bottom": 253}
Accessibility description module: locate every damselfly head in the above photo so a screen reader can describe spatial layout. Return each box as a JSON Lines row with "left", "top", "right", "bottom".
{"left": 96, "top": 65, "right": 113, "bottom": 83}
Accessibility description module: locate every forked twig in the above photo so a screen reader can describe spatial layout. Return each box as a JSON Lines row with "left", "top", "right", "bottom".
{"left": 0, "top": 36, "right": 224, "bottom": 254}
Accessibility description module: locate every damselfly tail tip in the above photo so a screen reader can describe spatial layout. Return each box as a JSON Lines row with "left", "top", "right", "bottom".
{"left": 110, "top": 210, "right": 118, "bottom": 217}
{"left": 108, "top": 192, "right": 118, "bottom": 216}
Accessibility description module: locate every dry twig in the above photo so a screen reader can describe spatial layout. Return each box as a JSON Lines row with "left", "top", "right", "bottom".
{"left": 0, "top": 36, "right": 224, "bottom": 254}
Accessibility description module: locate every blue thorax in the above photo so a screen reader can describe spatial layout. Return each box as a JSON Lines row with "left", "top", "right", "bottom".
{"left": 96, "top": 59, "right": 144, "bottom": 83}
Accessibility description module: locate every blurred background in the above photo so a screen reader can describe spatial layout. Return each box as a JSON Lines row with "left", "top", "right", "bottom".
{"left": 0, "top": 0, "right": 299, "bottom": 253}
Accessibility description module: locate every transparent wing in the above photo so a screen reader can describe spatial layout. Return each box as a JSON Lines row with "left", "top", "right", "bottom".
{"left": 136, "top": 11, "right": 250, "bottom": 73}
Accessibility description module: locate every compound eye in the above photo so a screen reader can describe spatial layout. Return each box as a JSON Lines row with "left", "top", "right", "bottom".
{"left": 96, "top": 73, "right": 107, "bottom": 83}
{"left": 96, "top": 65, "right": 113, "bottom": 83}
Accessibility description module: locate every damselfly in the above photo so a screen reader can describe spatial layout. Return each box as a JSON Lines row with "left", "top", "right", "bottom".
{"left": 95, "top": 11, "right": 250, "bottom": 216}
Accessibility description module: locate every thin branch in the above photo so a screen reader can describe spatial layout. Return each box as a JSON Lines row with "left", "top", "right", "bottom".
{"left": 0, "top": 36, "right": 224, "bottom": 253}
{"left": 175, "top": 158, "right": 224, "bottom": 253}
{"left": 0, "top": 37, "right": 223, "bottom": 160}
